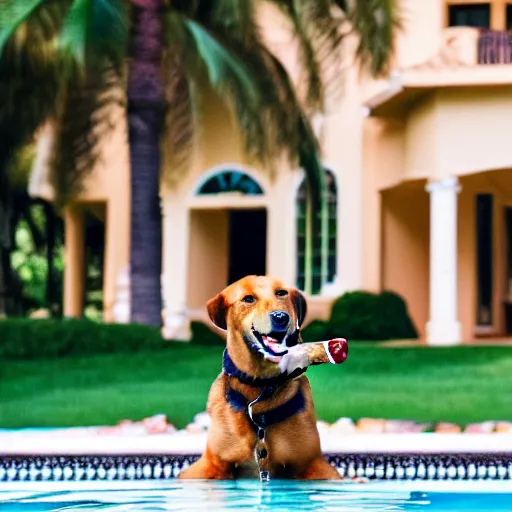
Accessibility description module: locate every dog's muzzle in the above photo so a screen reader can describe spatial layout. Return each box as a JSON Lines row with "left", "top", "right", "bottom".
{"left": 248, "top": 323, "right": 300, "bottom": 364}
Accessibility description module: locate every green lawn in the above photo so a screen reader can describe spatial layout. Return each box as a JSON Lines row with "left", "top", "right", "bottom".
{"left": 1, "top": 343, "right": 512, "bottom": 429}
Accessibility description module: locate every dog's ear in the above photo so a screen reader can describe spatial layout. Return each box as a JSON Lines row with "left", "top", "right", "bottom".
{"left": 206, "top": 293, "right": 228, "bottom": 331}
{"left": 290, "top": 289, "right": 307, "bottom": 327}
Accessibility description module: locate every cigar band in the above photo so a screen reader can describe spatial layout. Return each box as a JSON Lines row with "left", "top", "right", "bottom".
{"left": 322, "top": 340, "right": 337, "bottom": 364}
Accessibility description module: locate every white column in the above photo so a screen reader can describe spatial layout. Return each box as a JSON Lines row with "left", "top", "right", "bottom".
{"left": 425, "top": 176, "right": 462, "bottom": 345}
{"left": 161, "top": 194, "right": 191, "bottom": 341}
{"left": 267, "top": 171, "right": 296, "bottom": 287}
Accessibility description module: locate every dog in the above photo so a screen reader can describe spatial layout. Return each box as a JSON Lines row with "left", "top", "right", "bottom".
{"left": 178, "top": 275, "right": 340, "bottom": 480}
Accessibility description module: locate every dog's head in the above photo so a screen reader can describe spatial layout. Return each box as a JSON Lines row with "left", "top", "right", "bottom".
{"left": 206, "top": 275, "right": 307, "bottom": 376}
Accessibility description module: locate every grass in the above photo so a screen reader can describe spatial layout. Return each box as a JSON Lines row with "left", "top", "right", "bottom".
{"left": 1, "top": 343, "right": 512, "bottom": 429}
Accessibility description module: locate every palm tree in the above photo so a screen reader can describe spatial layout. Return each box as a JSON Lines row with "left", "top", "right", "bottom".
{"left": 0, "top": 0, "right": 398, "bottom": 327}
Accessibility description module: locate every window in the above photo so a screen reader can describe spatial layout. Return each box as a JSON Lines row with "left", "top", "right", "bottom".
{"left": 197, "top": 170, "right": 263, "bottom": 195}
{"left": 507, "top": 4, "right": 512, "bottom": 30}
{"left": 296, "top": 170, "right": 337, "bottom": 295}
{"left": 476, "top": 194, "right": 493, "bottom": 326}
{"left": 448, "top": 4, "right": 491, "bottom": 28}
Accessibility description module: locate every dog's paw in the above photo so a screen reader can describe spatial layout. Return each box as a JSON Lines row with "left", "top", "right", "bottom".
{"left": 278, "top": 345, "right": 310, "bottom": 374}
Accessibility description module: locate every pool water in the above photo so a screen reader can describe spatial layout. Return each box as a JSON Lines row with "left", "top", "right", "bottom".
{"left": 1, "top": 480, "right": 512, "bottom": 511}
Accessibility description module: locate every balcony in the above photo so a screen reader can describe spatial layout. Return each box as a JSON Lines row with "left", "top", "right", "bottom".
{"left": 363, "top": 26, "right": 512, "bottom": 118}
{"left": 478, "top": 29, "right": 512, "bottom": 65}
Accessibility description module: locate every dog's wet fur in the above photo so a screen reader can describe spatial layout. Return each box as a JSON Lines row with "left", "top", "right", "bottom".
{"left": 178, "top": 275, "right": 340, "bottom": 480}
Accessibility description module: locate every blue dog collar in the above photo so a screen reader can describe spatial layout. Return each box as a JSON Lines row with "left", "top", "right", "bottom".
{"left": 222, "top": 349, "right": 306, "bottom": 388}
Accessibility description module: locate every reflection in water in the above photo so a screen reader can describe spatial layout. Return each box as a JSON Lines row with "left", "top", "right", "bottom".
{"left": 1, "top": 481, "right": 512, "bottom": 512}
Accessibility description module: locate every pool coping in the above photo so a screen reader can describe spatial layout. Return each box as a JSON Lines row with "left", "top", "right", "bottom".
{"left": 1, "top": 432, "right": 512, "bottom": 455}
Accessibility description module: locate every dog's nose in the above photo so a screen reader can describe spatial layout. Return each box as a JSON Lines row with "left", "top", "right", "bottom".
{"left": 269, "top": 310, "right": 290, "bottom": 331}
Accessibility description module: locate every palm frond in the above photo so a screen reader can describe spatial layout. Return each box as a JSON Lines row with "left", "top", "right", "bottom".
{"left": 0, "top": 0, "right": 127, "bottom": 206}
{"left": 264, "top": 0, "right": 343, "bottom": 111}
{"left": 59, "top": 0, "right": 128, "bottom": 73}
{"left": 260, "top": 49, "right": 326, "bottom": 213}
{"left": 8, "top": 143, "right": 35, "bottom": 189}
{"left": 160, "top": 48, "right": 196, "bottom": 186}
{"left": 183, "top": 18, "right": 259, "bottom": 105}
{"left": 342, "top": 0, "right": 400, "bottom": 76}
{"left": 0, "top": 0, "right": 46, "bottom": 53}
{"left": 163, "top": 9, "right": 325, "bottom": 211}
{"left": 193, "top": 0, "right": 254, "bottom": 43}
{"left": 50, "top": 66, "right": 124, "bottom": 207}
{"left": 176, "top": 16, "right": 293, "bottom": 167}
{"left": 0, "top": 2, "right": 67, "bottom": 171}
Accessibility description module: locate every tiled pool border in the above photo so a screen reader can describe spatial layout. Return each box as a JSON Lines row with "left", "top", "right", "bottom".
{"left": 1, "top": 453, "right": 511, "bottom": 482}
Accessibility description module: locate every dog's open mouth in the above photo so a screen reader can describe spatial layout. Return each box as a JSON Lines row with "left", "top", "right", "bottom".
{"left": 250, "top": 326, "right": 290, "bottom": 363}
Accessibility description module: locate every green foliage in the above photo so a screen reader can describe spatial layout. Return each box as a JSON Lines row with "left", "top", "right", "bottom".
{"left": 0, "top": 318, "right": 163, "bottom": 360}
{"left": 0, "top": 0, "right": 44, "bottom": 51}
{"left": 11, "top": 219, "right": 64, "bottom": 312}
{"left": 58, "top": 0, "right": 128, "bottom": 71}
{"left": 301, "top": 319, "right": 328, "bottom": 343}
{"left": 189, "top": 321, "right": 225, "bottom": 347}
{"left": 378, "top": 290, "right": 419, "bottom": 339}
{"left": 0, "top": 318, "right": 223, "bottom": 360}
{"left": 328, "top": 290, "right": 418, "bottom": 341}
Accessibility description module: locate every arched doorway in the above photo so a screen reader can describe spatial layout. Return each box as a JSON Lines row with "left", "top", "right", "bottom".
{"left": 187, "top": 168, "right": 267, "bottom": 310}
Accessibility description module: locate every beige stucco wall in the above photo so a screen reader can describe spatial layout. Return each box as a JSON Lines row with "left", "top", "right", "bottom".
{"left": 188, "top": 209, "right": 229, "bottom": 310}
{"left": 381, "top": 182, "right": 430, "bottom": 339}
{"left": 436, "top": 87, "right": 512, "bottom": 178}
{"left": 404, "top": 94, "right": 437, "bottom": 181}
{"left": 395, "top": 0, "right": 444, "bottom": 70}
{"left": 371, "top": 87, "right": 512, "bottom": 186}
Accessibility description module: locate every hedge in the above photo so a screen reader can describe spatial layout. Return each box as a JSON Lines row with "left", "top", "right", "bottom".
{"left": 328, "top": 290, "right": 418, "bottom": 341}
{"left": 0, "top": 318, "right": 225, "bottom": 360}
{"left": 0, "top": 288, "right": 417, "bottom": 359}
{"left": 301, "top": 320, "right": 329, "bottom": 343}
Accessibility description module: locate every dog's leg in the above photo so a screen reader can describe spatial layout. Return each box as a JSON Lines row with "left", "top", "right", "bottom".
{"left": 297, "top": 456, "right": 342, "bottom": 480}
{"left": 178, "top": 451, "right": 234, "bottom": 480}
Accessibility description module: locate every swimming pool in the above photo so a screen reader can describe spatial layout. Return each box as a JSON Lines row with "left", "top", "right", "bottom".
{"left": 2, "top": 480, "right": 512, "bottom": 511}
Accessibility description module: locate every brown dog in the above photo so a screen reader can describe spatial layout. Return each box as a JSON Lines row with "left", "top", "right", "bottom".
{"left": 178, "top": 275, "right": 340, "bottom": 481}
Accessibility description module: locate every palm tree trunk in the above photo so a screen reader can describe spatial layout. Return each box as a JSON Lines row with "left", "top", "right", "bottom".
{"left": 127, "top": 0, "right": 164, "bottom": 327}
{"left": 0, "top": 167, "right": 12, "bottom": 318}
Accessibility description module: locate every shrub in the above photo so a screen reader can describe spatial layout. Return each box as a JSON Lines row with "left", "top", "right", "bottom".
{"left": 0, "top": 319, "right": 223, "bottom": 360}
{"left": 301, "top": 320, "right": 328, "bottom": 342}
{"left": 378, "top": 290, "right": 419, "bottom": 340}
{"left": 327, "top": 290, "right": 418, "bottom": 341}
{"left": 189, "top": 321, "right": 225, "bottom": 346}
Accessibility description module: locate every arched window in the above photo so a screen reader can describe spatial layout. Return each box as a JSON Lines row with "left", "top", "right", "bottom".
{"left": 197, "top": 170, "right": 263, "bottom": 195}
{"left": 296, "top": 170, "right": 337, "bottom": 295}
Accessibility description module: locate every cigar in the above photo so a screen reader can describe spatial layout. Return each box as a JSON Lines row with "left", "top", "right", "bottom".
{"left": 304, "top": 338, "right": 348, "bottom": 365}
{"left": 278, "top": 338, "right": 348, "bottom": 375}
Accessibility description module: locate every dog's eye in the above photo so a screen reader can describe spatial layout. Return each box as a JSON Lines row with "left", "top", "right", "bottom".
{"left": 275, "top": 289, "right": 288, "bottom": 297}
{"left": 242, "top": 295, "right": 256, "bottom": 304}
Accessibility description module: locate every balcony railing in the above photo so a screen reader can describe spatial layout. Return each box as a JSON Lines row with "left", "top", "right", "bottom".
{"left": 478, "top": 29, "right": 512, "bottom": 64}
